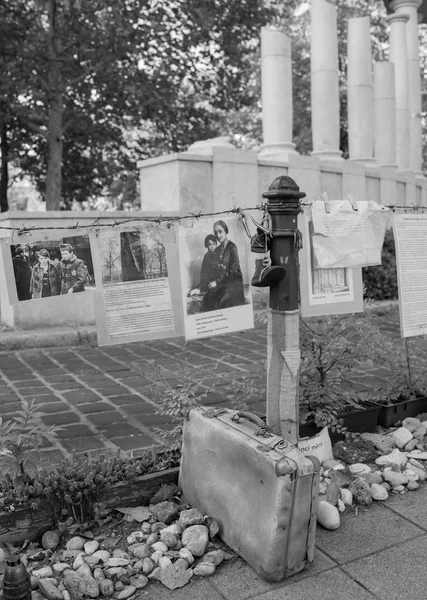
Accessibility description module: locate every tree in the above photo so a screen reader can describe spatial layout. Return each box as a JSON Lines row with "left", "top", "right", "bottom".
{"left": 2, "top": 0, "right": 275, "bottom": 210}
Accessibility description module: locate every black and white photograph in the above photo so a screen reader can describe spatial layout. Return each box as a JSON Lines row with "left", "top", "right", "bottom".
{"left": 178, "top": 216, "right": 254, "bottom": 340}
{"left": 9, "top": 235, "right": 95, "bottom": 302}
{"left": 100, "top": 225, "right": 168, "bottom": 285}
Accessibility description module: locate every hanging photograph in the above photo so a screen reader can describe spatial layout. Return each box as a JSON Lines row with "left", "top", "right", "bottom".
{"left": 299, "top": 209, "right": 363, "bottom": 317}
{"left": 93, "top": 223, "right": 183, "bottom": 345}
{"left": 178, "top": 216, "right": 254, "bottom": 340}
{"left": 7, "top": 235, "right": 95, "bottom": 303}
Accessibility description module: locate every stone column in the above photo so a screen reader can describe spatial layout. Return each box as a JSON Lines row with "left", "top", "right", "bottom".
{"left": 387, "top": 13, "right": 411, "bottom": 171}
{"left": 373, "top": 62, "right": 397, "bottom": 167}
{"left": 310, "top": 0, "right": 343, "bottom": 160}
{"left": 390, "top": 0, "right": 423, "bottom": 175}
{"left": 347, "top": 17, "right": 374, "bottom": 164}
{"left": 258, "top": 27, "right": 297, "bottom": 161}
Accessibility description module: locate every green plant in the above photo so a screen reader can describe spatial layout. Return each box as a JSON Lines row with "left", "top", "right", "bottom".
{"left": 0, "top": 399, "right": 63, "bottom": 487}
{"left": 299, "top": 313, "right": 394, "bottom": 431}
{"left": 135, "top": 340, "right": 219, "bottom": 450}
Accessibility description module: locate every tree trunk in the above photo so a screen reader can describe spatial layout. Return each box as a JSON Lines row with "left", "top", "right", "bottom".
{"left": 45, "top": 0, "right": 63, "bottom": 211}
{"left": 0, "top": 121, "right": 9, "bottom": 213}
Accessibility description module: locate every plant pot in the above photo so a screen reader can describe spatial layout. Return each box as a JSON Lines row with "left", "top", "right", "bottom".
{"left": 377, "top": 396, "right": 427, "bottom": 428}
{"left": 299, "top": 405, "right": 380, "bottom": 443}
{"left": 0, "top": 467, "right": 180, "bottom": 545}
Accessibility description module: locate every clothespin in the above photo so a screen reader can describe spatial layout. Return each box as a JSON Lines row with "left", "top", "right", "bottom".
{"left": 347, "top": 194, "right": 358, "bottom": 211}
{"left": 321, "top": 192, "right": 330, "bottom": 214}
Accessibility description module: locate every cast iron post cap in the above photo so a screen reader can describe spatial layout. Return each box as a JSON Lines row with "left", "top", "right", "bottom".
{"left": 262, "top": 175, "right": 306, "bottom": 200}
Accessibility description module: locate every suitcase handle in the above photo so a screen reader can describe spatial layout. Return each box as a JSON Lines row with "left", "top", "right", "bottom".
{"left": 231, "top": 411, "right": 273, "bottom": 437}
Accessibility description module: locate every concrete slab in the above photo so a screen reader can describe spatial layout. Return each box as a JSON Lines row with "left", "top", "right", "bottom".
{"left": 384, "top": 488, "right": 427, "bottom": 532}
{"left": 141, "top": 577, "right": 223, "bottom": 600}
{"left": 343, "top": 534, "right": 427, "bottom": 600}
{"left": 245, "top": 568, "right": 374, "bottom": 600}
{"left": 315, "top": 503, "right": 424, "bottom": 564}
{"left": 210, "top": 549, "right": 337, "bottom": 600}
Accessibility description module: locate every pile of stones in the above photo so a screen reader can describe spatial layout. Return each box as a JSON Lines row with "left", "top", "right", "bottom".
{"left": 316, "top": 416, "right": 427, "bottom": 530}
{"left": 2, "top": 504, "right": 232, "bottom": 598}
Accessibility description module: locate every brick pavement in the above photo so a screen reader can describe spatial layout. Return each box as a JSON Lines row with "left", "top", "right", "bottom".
{"left": 1, "top": 305, "right": 426, "bottom": 468}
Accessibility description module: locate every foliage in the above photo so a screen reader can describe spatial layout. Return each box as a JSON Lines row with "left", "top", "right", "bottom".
{"left": 0, "top": 399, "right": 63, "bottom": 487}
{"left": 299, "top": 313, "right": 395, "bottom": 431}
{"left": 134, "top": 340, "right": 219, "bottom": 450}
{"left": 363, "top": 229, "right": 398, "bottom": 301}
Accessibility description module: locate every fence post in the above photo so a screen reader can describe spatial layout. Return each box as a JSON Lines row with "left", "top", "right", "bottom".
{"left": 262, "top": 176, "right": 306, "bottom": 443}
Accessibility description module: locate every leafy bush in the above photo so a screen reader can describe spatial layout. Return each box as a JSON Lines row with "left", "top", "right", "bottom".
{"left": 363, "top": 228, "right": 398, "bottom": 301}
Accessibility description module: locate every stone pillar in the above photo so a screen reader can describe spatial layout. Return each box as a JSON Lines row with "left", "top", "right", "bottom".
{"left": 258, "top": 27, "right": 297, "bottom": 161}
{"left": 310, "top": 0, "right": 342, "bottom": 160}
{"left": 387, "top": 13, "right": 411, "bottom": 171}
{"left": 373, "top": 62, "right": 397, "bottom": 167}
{"left": 390, "top": 0, "right": 423, "bottom": 175}
{"left": 347, "top": 17, "right": 374, "bottom": 164}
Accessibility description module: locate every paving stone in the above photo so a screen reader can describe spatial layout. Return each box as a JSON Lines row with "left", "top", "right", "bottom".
{"left": 85, "top": 411, "right": 127, "bottom": 426}
{"left": 14, "top": 380, "right": 46, "bottom": 388}
{"left": 109, "top": 434, "right": 157, "bottom": 451}
{"left": 0, "top": 393, "right": 21, "bottom": 403}
{"left": 28, "top": 394, "right": 61, "bottom": 403}
{"left": 62, "top": 390, "right": 103, "bottom": 403}
{"left": 384, "top": 488, "right": 427, "bottom": 531}
{"left": 37, "top": 402, "right": 71, "bottom": 414}
{"left": 61, "top": 436, "right": 108, "bottom": 453}
{"left": 49, "top": 382, "right": 85, "bottom": 390}
{"left": 344, "top": 535, "right": 427, "bottom": 600}
{"left": 316, "top": 502, "right": 424, "bottom": 564}
{"left": 98, "top": 386, "right": 131, "bottom": 397}
{"left": 56, "top": 424, "right": 95, "bottom": 439}
{"left": 108, "top": 394, "right": 146, "bottom": 406}
{"left": 77, "top": 402, "right": 114, "bottom": 414}
{"left": 42, "top": 412, "right": 81, "bottom": 426}
{"left": 101, "top": 423, "right": 144, "bottom": 436}
{"left": 18, "top": 386, "right": 53, "bottom": 396}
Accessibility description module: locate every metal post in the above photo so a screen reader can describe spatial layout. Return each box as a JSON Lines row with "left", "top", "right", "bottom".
{"left": 262, "top": 176, "right": 306, "bottom": 443}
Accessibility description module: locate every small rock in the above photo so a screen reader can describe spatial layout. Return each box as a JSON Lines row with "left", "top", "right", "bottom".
{"left": 178, "top": 548, "right": 195, "bottom": 565}
{"left": 360, "top": 471, "right": 383, "bottom": 486}
{"left": 129, "top": 575, "right": 148, "bottom": 590}
{"left": 340, "top": 488, "right": 353, "bottom": 506}
{"left": 317, "top": 500, "right": 340, "bottom": 530}
{"left": 204, "top": 516, "right": 220, "bottom": 539}
{"left": 181, "top": 525, "right": 209, "bottom": 557}
{"left": 150, "top": 551, "right": 163, "bottom": 565}
{"left": 404, "top": 439, "right": 419, "bottom": 452}
{"left": 76, "top": 564, "right": 92, "bottom": 579}
{"left": 413, "top": 426, "right": 427, "bottom": 440}
{"left": 72, "top": 554, "right": 86, "bottom": 570}
{"left": 193, "top": 562, "right": 216, "bottom": 577}
{"left": 128, "top": 544, "right": 151, "bottom": 560}
{"left": 150, "top": 501, "right": 180, "bottom": 524}
{"left": 159, "top": 531, "right": 178, "bottom": 549}
{"left": 33, "top": 567, "right": 54, "bottom": 579}
{"left": 151, "top": 541, "right": 168, "bottom": 553}
{"left": 178, "top": 508, "right": 204, "bottom": 529}
{"left": 66, "top": 537, "right": 85, "bottom": 552}
{"left": 93, "top": 568, "right": 105, "bottom": 582}
{"left": 393, "top": 485, "right": 405, "bottom": 492}
{"left": 202, "top": 550, "right": 225, "bottom": 567}
{"left": 325, "top": 482, "right": 341, "bottom": 506}
{"left": 159, "top": 563, "right": 193, "bottom": 590}
{"left": 348, "top": 477, "right": 372, "bottom": 506}
{"left": 85, "top": 556, "right": 102, "bottom": 569}
{"left": 407, "top": 480, "right": 420, "bottom": 491}
{"left": 360, "top": 433, "right": 395, "bottom": 454}
{"left": 145, "top": 533, "right": 159, "bottom": 546}
{"left": 402, "top": 417, "right": 421, "bottom": 432}
{"left": 147, "top": 567, "right": 162, "bottom": 582}
{"left": 370, "top": 483, "right": 388, "bottom": 501}
{"left": 104, "top": 567, "right": 127, "bottom": 579}
{"left": 408, "top": 465, "right": 427, "bottom": 482}
{"left": 141, "top": 558, "right": 155, "bottom": 575}
{"left": 383, "top": 469, "right": 409, "bottom": 487}
{"left": 116, "top": 586, "right": 136, "bottom": 599}
{"left": 52, "top": 564, "right": 69, "bottom": 575}
{"left": 141, "top": 522, "right": 151, "bottom": 534}
{"left": 375, "top": 448, "right": 408, "bottom": 469}
{"left": 38, "top": 580, "right": 63, "bottom": 600}
{"left": 104, "top": 558, "right": 130, "bottom": 568}
{"left": 99, "top": 579, "right": 114, "bottom": 597}
{"left": 158, "top": 556, "right": 172, "bottom": 569}
{"left": 337, "top": 499, "right": 346, "bottom": 513}
{"left": 63, "top": 570, "right": 99, "bottom": 599}
{"left": 349, "top": 463, "right": 371, "bottom": 475}
{"left": 112, "top": 550, "right": 130, "bottom": 560}
{"left": 83, "top": 541, "right": 99, "bottom": 556}
{"left": 404, "top": 469, "right": 419, "bottom": 481}
{"left": 407, "top": 451, "right": 427, "bottom": 460}
{"left": 322, "top": 459, "right": 345, "bottom": 470}
{"left": 151, "top": 522, "right": 167, "bottom": 534}
{"left": 390, "top": 427, "right": 413, "bottom": 449}
{"left": 92, "top": 550, "right": 110, "bottom": 561}
{"left": 126, "top": 532, "right": 146, "bottom": 545}
{"left": 114, "top": 582, "right": 124, "bottom": 591}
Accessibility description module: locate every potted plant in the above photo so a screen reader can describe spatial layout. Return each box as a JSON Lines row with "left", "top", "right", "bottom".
{"left": 298, "top": 313, "right": 387, "bottom": 439}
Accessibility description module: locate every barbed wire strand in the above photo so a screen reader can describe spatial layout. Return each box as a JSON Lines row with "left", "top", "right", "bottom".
{"left": 0, "top": 202, "right": 425, "bottom": 236}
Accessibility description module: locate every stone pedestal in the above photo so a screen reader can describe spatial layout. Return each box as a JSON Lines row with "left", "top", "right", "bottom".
{"left": 347, "top": 17, "right": 375, "bottom": 164}
{"left": 387, "top": 13, "right": 411, "bottom": 171}
{"left": 310, "top": 0, "right": 343, "bottom": 160}
{"left": 373, "top": 62, "right": 397, "bottom": 167}
{"left": 258, "top": 27, "right": 297, "bottom": 161}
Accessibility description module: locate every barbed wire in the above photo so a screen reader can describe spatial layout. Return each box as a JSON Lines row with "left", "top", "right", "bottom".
{"left": 0, "top": 201, "right": 425, "bottom": 236}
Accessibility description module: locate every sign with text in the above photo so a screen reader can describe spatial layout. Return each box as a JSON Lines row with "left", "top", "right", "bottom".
{"left": 393, "top": 213, "right": 427, "bottom": 338}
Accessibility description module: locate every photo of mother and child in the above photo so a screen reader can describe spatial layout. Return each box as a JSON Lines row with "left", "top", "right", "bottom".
{"left": 188, "top": 219, "right": 247, "bottom": 313}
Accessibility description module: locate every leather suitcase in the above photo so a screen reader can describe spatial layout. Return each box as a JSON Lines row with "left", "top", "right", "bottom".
{"left": 179, "top": 407, "right": 320, "bottom": 582}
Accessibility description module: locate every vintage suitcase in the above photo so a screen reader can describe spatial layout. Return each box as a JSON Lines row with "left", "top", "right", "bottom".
{"left": 179, "top": 407, "right": 320, "bottom": 582}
